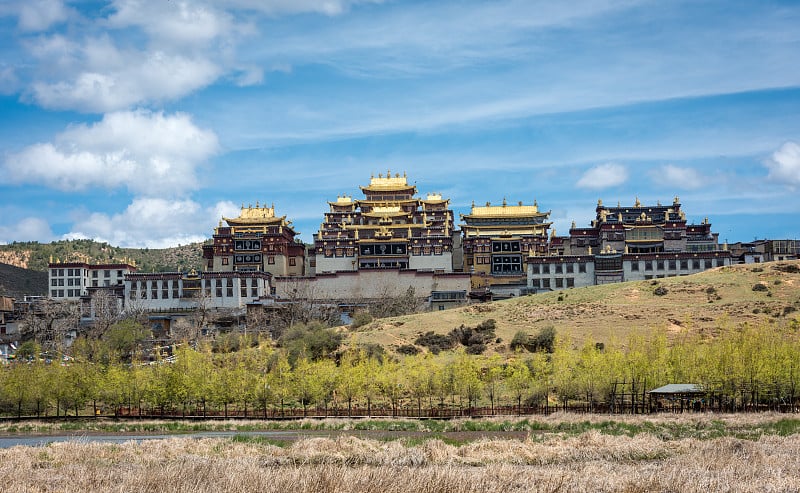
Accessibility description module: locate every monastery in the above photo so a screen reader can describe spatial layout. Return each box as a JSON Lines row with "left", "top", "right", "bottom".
{"left": 47, "top": 172, "right": 749, "bottom": 319}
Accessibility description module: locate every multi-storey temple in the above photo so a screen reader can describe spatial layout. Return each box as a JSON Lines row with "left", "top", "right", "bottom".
{"left": 460, "top": 199, "right": 551, "bottom": 296}
{"left": 528, "top": 197, "right": 733, "bottom": 290}
{"left": 203, "top": 203, "right": 305, "bottom": 277}
{"left": 313, "top": 172, "right": 457, "bottom": 274}
{"left": 46, "top": 175, "right": 746, "bottom": 329}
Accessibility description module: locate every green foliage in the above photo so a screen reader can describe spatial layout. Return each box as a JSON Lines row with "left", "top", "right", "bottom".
{"left": 349, "top": 310, "right": 373, "bottom": 329}
{"left": 510, "top": 327, "right": 556, "bottom": 353}
{"left": 279, "top": 321, "right": 344, "bottom": 363}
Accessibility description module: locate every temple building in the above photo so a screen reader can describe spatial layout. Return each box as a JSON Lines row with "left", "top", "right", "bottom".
{"left": 528, "top": 197, "right": 733, "bottom": 291}
{"left": 313, "top": 171, "right": 457, "bottom": 274}
{"left": 566, "top": 196, "right": 718, "bottom": 255}
{"left": 203, "top": 203, "right": 306, "bottom": 277}
{"left": 460, "top": 199, "right": 551, "bottom": 298}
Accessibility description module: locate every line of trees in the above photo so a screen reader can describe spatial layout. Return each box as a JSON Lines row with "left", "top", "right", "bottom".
{"left": 2, "top": 320, "right": 800, "bottom": 418}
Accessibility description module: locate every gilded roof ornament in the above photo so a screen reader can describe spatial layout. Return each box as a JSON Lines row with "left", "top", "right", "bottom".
{"left": 635, "top": 197, "right": 641, "bottom": 207}
{"left": 597, "top": 199, "right": 603, "bottom": 206}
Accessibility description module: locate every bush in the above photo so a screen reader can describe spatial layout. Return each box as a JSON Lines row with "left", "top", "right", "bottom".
{"left": 465, "top": 343, "right": 486, "bottom": 355}
{"left": 414, "top": 331, "right": 456, "bottom": 354}
{"left": 511, "top": 327, "right": 556, "bottom": 353}
{"left": 752, "top": 283, "right": 769, "bottom": 292}
{"left": 350, "top": 310, "right": 373, "bottom": 329}
{"left": 396, "top": 344, "right": 420, "bottom": 356}
{"left": 279, "top": 321, "right": 344, "bottom": 362}
{"left": 654, "top": 286, "right": 668, "bottom": 296}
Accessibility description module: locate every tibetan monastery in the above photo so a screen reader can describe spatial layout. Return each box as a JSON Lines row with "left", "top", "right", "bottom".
{"left": 567, "top": 196, "right": 719, "bottom": 255}
{"left": 313, "top": 172, "right": 457, "bottom": 274}
{"left": 460, "top": 198, "right": 551, "bottom": 296}
{"left": 203, "top": 203, "right": 306, "bottom": 277}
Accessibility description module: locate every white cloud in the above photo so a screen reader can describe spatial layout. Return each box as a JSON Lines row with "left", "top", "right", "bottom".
{"left": 2, "top": 110, "right": 219, "bottom": 195}
{"left": 222, "top": 0, "right": 382, "bottom": 16}
{"left": 764, "top": 141, "right": 800, "bottom": 188}
{"left": 0, "top": 217, "right": 55, "bottom": 244}
{"left": 576, "top": 163, "right": 628, "bottom": 190}
{"left": 108, "top": 1, "right": 234, "bottom": 46}
{"left": 14, "top": 0, "right": 70, "bottom": 32}
{"left": 652, "top": 164, "right": 705, "bottom": 190}
{"left": 27, "top": 35, "right": 221, "bottom": 112}
{"left": 65, "top": 198, "right": 240, "bottom": 248}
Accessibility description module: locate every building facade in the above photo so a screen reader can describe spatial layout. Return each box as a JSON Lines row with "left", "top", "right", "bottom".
{"left": 125, "top": 270, "right": 272, "bottom": 311}
{"left": 313, "top": 172, "right": 457, "bottom": 274}
{"left": 527, "top": 197, "right": 733, "bottom": 291}
{"left": 203, "top": 203, "right": 306, "bottom": 277}
{"left": 48, "top": 260, "right": 136, "bottom": 300}
{"left": 460, "top": 199, "right": 551, "bottom": 296}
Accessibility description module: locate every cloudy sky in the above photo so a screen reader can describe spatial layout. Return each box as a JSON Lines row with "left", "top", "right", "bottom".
{"left": 1, "top": 0, "right": 799, "bottom": 248}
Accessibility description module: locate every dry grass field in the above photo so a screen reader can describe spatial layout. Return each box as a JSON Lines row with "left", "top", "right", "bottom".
{"left": 3, "top": 414, "right": 800, "bottom": 492}
{"left": 348, "top": 260, "right": 800, "bottom": 353}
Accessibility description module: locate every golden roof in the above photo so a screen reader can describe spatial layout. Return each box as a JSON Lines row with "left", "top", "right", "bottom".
{"left": 465, "top": 199, "right": 544, "bottom": 218}
{"left": 360, "top": 171, "right": 415, "bottom": 191}
{"left": 223, "top": 203, "right": 285, "bottom": 226}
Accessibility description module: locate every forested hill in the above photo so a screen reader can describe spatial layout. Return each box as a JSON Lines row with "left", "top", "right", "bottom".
{"left": 0, "top": 262, "right": 47, "bottom": 298}
{"left": 0, "top": 239, "right": 205, "bottom": 274}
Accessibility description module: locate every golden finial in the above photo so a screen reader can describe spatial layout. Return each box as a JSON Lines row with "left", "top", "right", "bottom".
{"left": 502, "top": 197, "right": 507, "bottom": 207}
{"left": 571, "top": 220, "right": 576, "bottom": 229}
{"left": 597, "top": 199, "right": 603, "bottom": 206}
{"left": 674, "top": 195, "right": 680, "bottom": 204}
{"left": 634, "top": 197, "right": 641, "bottom": 207}
{"left": 471, "top": 200, "right": 475, "bottom": 208}
{"left": 486, "top": 201, "right": 491, "bottom": 207}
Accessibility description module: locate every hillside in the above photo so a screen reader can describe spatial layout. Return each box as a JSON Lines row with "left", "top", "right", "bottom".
{"left": 0, "top": 239, "right": 205, "bottom": 273}
{"left": 0, "top": 262, "right": 47, "bottom": 298}
{"left": 347, "top": 261, "right": 800, "bottom": 354}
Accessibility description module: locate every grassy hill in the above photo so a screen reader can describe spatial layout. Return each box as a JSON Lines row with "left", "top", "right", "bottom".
{"left": 0, "top": 262, "right": 47, "bottom": 298}
{"left": 347, "top": 261, "right": 800, "bottom": 355}
{"left": 0, "top": 239, "right": 205, "bottom": 273}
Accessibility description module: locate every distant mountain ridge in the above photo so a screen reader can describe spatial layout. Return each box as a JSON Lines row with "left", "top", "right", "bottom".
{"left": 0, "top": 239, "right": 206, "bottom": 274}
{"left": 0, "top": 262, "right": 47, "bottom": 298}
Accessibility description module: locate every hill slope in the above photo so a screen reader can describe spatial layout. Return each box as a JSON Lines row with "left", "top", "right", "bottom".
{"left": 348, "top": 261, "right": 800, "bottom": 354}
{"left": 0, "top": 239, "right": 205, "bottom": 273}
{"left": 0, "top": 263, "right": 47, "bottom": 298}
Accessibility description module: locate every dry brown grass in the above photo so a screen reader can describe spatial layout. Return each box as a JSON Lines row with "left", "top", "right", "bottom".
{"left": 3, "top": 415, "right": 800, "bottom": 492}
{"left": 348, "top": 260, "right": 800, "bottom": 353}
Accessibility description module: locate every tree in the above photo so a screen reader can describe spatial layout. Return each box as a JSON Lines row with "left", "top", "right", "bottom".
{"left": 505, "top": 357, "right": 532, "bottom": 414}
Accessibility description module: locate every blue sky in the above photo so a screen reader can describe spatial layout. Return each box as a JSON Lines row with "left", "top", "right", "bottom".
{"left": 0, "top": 0, "right": 799, "bottom": 248}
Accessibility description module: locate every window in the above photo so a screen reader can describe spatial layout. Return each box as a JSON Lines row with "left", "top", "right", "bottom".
{"left": 51, "top": 279, "right": 58, "bottom": 286}
{"left": 704, "top": 259, "right": 712, "bottom": 269}
{"left": 555, "top": 264, "right": 563, "bottom": 274}
{"left": 579, "top": 263, "right": 586, "bottom": 273}
{"left": 216, "top": 287, "right": 223, "bottom": 298}
{"left": 289, "top": 257, "right": 296, "bottom": 266}
{"left": 657, "top": 261, "right": 664, "bottom": 271}
{"left": 117, "top": 270, "right": 123, "bottom": 277}
{"left": 530, "top": 264, "right": 540, "bottom": 274}
{"left": 692, "top": 260, "right": 700, "bottom": 269}
{"left": 542, "top": 265, "right": 550, "bottom": 274}
{"left": 104, "top": 270, "right": 110, "bottom": 277}
{"left": 542, "top": 279, "right": 550, "bottom": 288}
{"left": 268, "top": 256, "right": 275, "bottom": 265}
{"left": 555, "top": 278, "right": 563, "bottom": 288}
{"left": 51, "top": 289, "right": 58, "bottom": 297}
{"left": 631, "top": 262, "right": 639, "bottom": 272}
{"left": 491, "top": 255, "right": 522, "bottom": 274}
{"left": 251, "top": 287, "right": 258, "bottom": 297}
{"left": 222, "top": 257, "right": 229, "bottom": 265}
{"left": 716, "top": 258, "right": 725, "bottom": 267}
{"left": 680, "top": 260, "right": 688, "bottom": 270}
{"left": 152, "top": 287, "right": 158, "bottom": 299}
{"left": 566, "top": 278, "right": 575, "bottom": 288}
{"left": 227, "top": 287, "right": 233, "bottom": 297}
{"left": 92, "top": 271, "right": 98, "bottom": 278}
{"left": 645, "top": 262, "right": 653, "bottom": 271}
{"left": 531, "top": 279, "right": 540, "bottom": 288}
{"left": 668, "top": 260, "right": 676, "bottom": 270}
{"left": 58, "top": 269, "right": 64, "bottom": 276}
{"left": 207, "top": 260, "right": 213, "bottom": 268}
{"left": 566, "top": 264, "right": 574, "bottom": 274}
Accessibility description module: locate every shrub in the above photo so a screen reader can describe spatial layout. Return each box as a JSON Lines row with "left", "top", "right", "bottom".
{"left": 532, "top": 326, "right": 556, "bottom": 353}
{"left": 510, "top": 331, "right": 531, "bottom": 352}
{"left": 654, "top": 286, "right": 668, "bottom": 296}
{"left": 396, "top": 344, "right": 420, "bottom": 356}
{"left": 414, "top": 331, "right": 456, "bottom": 354}
{"left": 350, "top": 310, "right": 373, "bottom": 329}
{"left": 752, "top": 283, "right": 769, "bottom": 292}
{"left": 465, "top": 343, "right": 486, "bottom": 355}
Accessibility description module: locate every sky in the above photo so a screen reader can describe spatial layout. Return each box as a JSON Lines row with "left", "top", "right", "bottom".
{"left": 0, "top": 0, "right": 799, "bottom": 249}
